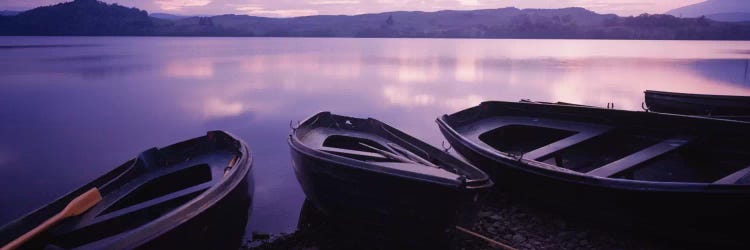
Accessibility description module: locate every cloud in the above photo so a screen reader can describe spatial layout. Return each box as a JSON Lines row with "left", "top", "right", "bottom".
{"left": 457, "top": 0, "right": 480, "bottom": 6}
{"left": 234, "top": 4, "right": 318, "bottom": 17}
{"left": 155, "top": 0, "right": 211, "bottom": 11}
{"left": 310, "top": 0, "right": 361, "bottom": 5}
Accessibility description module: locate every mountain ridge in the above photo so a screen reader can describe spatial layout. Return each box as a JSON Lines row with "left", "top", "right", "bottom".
{"left": 667, "top": 0, "right": 750, "bottom": 22}
{"left": 0, "top": 0, "right": 152, "bottom": 35}
{"left": 706, "top": 12, "right": 750, "bottom": 22}
{"left": 2, "top": 0, "right": 750, "bottom": 40}
{"left": 0, "top": 10, "right": 20, "bottom": 16}
{"left": 149, "top": 12, "right": 190, "bottom": 20}
{"left": 667, "top": 0, "right": 750, "bottom": 17}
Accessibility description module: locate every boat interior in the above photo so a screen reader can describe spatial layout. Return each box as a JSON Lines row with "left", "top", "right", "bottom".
{"left": 294, "top": 113, "right": 490, "bottom": 184}
{"left": 298, "top": 126, "right": 464, "bottom": 181}
{"left": 456, "top": 115, "right": 750, "bottom": 184}
{"left": 19, "top": 132, "right": 242, "bottom": 248}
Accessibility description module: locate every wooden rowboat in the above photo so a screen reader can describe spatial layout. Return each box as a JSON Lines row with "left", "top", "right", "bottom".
{"left": 288, "top": 112, "right": 492, "bottom": 238}
{"left": 0, "top": 131, "right": 253, "bottom": 249}
{"left": 437, "top": 101, "right": 750, "bottom": 246}
{"left": 645, "top": 90, "right": 750, "bottom": 121}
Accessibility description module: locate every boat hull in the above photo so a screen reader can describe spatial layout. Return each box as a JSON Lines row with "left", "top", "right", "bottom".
{"left": 438, "top": 118, "right": 750, "bottom": 246}
{"left": 0, "top": 131, "right": 254, "bottom": 249}
{"left": 645, "top": 90, "right": 750, "bottom": 120}
{"left": 137, "top": 169, "right": 252, "bottom": 249}
{"left": 289, "top": 142, "right": 480, "bottom": 235}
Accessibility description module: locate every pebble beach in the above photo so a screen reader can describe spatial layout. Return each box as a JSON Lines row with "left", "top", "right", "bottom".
{"left": 246, "top": 188, "right": 669, "bottom": 250}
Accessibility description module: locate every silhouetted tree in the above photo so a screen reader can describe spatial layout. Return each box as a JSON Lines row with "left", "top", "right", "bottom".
{"left": 198, "top": 17, "right": 213, "bottom": 26}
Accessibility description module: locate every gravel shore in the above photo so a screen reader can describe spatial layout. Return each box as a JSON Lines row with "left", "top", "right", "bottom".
{"left": 447, "top": 190, "right": 667, "bottom": 250}
{"left": 246, "top": 189, "right": 673, "bottom": 250}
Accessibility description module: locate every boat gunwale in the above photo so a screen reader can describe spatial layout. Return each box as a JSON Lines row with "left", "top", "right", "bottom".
{"left": 437, "top": 101, "right": 750, "bottom": 193}
{"left": 645, "top": 90, "right": 750, "bottom": 120}
{"left": 645, "top": 90, "right": 750, "bottom": 101}
{"left": 646, "top": 112, "right": 750, "bottom": 122}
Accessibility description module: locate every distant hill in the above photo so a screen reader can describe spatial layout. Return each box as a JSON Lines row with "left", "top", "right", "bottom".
{"left": 2, "top": 0, "right": 750, "bottom": 39}
{"left": 174, "top": 8, "right": 614, "bottom": 38}
{"left": 150, "top": 13, "right": 189, "bottom": 20}
{"left": 706, "top": 12, "right": 750, "bottom": 22}
{"left": 0, "top": 0, "right": 153, "bottom": 35}
{"left": 153, "top": 7, "right": 750, "bottom": 39}
{"left": 0, "top": 11, "right": 20, "bottom": 16}
{"left": 667, "top": 0, "right": 750, "bottom": 22}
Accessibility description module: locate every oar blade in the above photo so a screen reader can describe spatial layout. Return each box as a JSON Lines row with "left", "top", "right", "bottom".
{"left": 2, "top": 188, "right": 102, "bottom": 250}
{"left": 63, "top": 188, "right": 102, "bottom": 217}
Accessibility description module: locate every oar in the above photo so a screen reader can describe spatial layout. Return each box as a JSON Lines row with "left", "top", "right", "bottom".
{"left": 357, "top": 142, "right": 416, "bottom": 164}
{"left": 455, "top": 226, "right": 517, "bottom": 250}
{"left": 386, "top": 143, "right": 440, "bottom": 168}
{"left": 2, "top": 188, "right": 102, "bottom": 250}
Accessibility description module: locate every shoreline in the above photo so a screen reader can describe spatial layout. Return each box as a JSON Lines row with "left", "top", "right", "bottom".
{"left": 245, "top": 189, "right": 666, "bottom": 250}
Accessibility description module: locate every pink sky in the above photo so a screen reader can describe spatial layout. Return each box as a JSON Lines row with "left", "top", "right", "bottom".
{"left": 2, "top": 0, "right": 704, "bottom": 17}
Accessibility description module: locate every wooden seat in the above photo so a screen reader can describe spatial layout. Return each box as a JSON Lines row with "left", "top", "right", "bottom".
{"left": 587, "top": 137, "right": 692, "bottom": 177}
{"left": 524, "top": 127, "right": 612, "bottom": 160}
{"left": 714, "top": 166, "right": 750, "bottom": 184}
{"left": 460, "top": 116, "right": 612, "bottom": 158}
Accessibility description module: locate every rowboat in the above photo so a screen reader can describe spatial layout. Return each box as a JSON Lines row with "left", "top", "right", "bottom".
{"left": 437, "top": 101, "right": 750, "bottom": 245}
{"left": 288, "top": 112, "right": 492, "bottom": 236}
{"left": 645, "top": 90, "right": 750, "bottom": 121}
{"left": 0, "top": 131, "right": 253, "bottom": 249}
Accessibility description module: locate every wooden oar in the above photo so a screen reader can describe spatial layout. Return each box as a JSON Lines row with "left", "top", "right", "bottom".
{"left": 2, "top": 188, "right": 102, "bottom": 250}
{"left": 386, "top": 143, "right": 440, "bottom": 168}
{"left": 357, "top": 142, "right": 417, "bottom": 164}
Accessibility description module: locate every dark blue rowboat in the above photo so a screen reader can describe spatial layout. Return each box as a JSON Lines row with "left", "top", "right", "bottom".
{"left": 645, "top": 90, "right": 750, "bottom": 121}
{"left": 288, "top": 112, "right": 492, "bottom": 236}
{"left": 0, "top": 131, "right": 253, "bottom": 249}
{"left": 438, "top": 101, "right": 750, "bottom": 246}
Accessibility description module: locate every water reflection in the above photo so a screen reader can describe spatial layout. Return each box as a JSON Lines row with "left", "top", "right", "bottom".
{"left": 200, "top": 97, "right": 246, "bottom": 119}
{"left": 165, "top": 59, "right": 215, "bottom": 78}
{"left": 1, "top": 37, "right": 750, "bottom": 240}
{"left": 42, "top": 54, "right": 129, "bottom": 63}
{"left": 382, "top": 85, "right": 436, "bottom": 107}
{"left": 689, "top": 59, "right": 750, "bottom": 87}
{"left": 454, "top": 43, "right": 482, "bottom": 82}
{"left": 0, "top": 44, "right": 100, "bottom": 49}
{"left": 0, "top": 146, "right": 12, "bottom": 167}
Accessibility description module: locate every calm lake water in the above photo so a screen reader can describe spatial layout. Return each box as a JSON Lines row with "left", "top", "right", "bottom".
{"left": 1, "top": 37, "right": 750, "bottom": 240}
